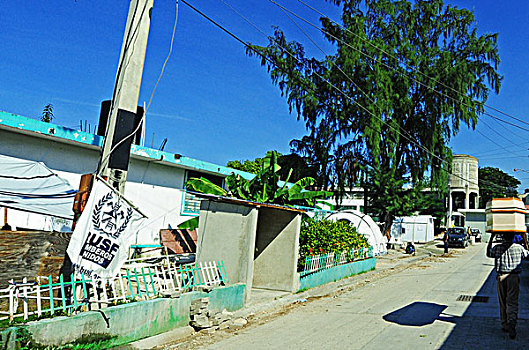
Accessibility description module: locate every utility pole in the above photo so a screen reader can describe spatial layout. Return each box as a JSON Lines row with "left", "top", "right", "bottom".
{"left": 98, "top": 0, "right": 154, "bottom": 194}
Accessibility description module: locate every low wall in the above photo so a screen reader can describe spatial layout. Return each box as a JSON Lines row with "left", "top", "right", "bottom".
{"left": 1, "top": 284, "right": 245, "bottom": 349}
{"left": 298, "top": 258, "right": 376, "bottom": 292}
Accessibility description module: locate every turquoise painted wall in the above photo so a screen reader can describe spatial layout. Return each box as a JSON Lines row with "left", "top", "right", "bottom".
{"left": 298, "top": 258, "right": 376, "bottom": 292}
{"left": 0, "top": 284, "right": 245, "bottom": 349}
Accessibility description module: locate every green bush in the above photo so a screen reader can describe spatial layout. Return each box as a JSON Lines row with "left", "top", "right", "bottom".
{"left": 298, "top": 217, "right": 369, "bottom": 270}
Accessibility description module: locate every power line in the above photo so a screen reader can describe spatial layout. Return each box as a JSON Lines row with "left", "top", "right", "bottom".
{"left": 294, "top": 0, "right": 529, "bottom": 129}
{"left": 273, "top": 0, "right": 529, "bottom": 182}
{"left": 186, "top": 0, "right": 509, "bottom": 193}
{"left": 100, "top": 0, "right": 179, "bottom": 173}
{"left": 261, "top": 0, "right": 527, "bottom": 192}
{"left": 478, "top": 121, "right": 528, "bottom": 152}
{"left": 145, "top": 0, "right": 179, "bottom": 113}
{"left": 270, "top": 0, "right": 529, "bottom": 136}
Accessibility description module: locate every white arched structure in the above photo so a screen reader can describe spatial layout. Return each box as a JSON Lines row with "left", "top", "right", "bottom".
{"left": 326, "top": 210, "right": 387, "bottom": 255}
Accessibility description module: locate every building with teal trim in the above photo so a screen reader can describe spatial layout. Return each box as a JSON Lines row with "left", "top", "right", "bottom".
{"left": 0, "top": 110, "right": 253, "bottom": 243}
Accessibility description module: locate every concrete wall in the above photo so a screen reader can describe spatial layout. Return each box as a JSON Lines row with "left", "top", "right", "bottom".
{"left": 253, "top": 208, "right": 300, "bottom": 292}
{"left": 0, "top": 284, "right": 245, "bottom": 349}
{"left": 299, "top": 258, "right": 376, "bottom": 292}
{"left": 196, "top": 201, "right": 258, "bottom": 300}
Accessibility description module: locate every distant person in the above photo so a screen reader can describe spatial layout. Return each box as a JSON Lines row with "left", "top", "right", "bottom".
{"left": 487, "top": 232, "right": 529, "bottom": 339}
{"left": 441, "top": 228, "right": 448, "bottom": 254}
{"left": 405, "top": 242, "right": 415, "bottom": 255}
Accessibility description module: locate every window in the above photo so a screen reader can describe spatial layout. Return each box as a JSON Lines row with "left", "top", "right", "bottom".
{"left": 185, "top": 170, "right": 224, "bottom": 188}
{"left": 181, "top": 170, "right": 225, "bottom": 215}
{"left": 181, "top": 191, "right": 201, "bottom": 215}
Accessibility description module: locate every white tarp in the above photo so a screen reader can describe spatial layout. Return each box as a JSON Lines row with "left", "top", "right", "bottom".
{"left": 0, "top": 154, "right": 76, "bottom": 220}
{"left": 67, "top": 179, "right": 146, "bottom": 278}
{"left": 326, "top": 210, "right": 388, "bottom": 255}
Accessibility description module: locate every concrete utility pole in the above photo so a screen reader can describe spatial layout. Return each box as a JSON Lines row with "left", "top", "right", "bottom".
{"left": 98, "top": 0, "right": 154, "bottom": 194}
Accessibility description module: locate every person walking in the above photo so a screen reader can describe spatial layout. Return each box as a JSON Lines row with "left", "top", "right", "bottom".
{"left": 442, "top": 228, "right": 448, "bottom": 254}
{"left": 486, "top": 232, "right": 529, "bottom": 339}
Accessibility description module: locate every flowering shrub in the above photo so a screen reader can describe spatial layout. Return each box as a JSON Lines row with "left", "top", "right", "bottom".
{"left": 298, "top": 217, "right": 369, "bottom": 271}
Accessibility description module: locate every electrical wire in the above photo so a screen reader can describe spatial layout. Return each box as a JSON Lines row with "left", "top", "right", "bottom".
{"left": 99, "top": 0, "right": 179, "bottom": 175}
{"left": 272, "top": 0, "right": 529, "bottom": 189}
{"left": 186, "top": 0, "right": 510, "bottom": 193}
{"left": 145, "top": 0, "right": 179, "bottom": 113}
{"left": 263, "top": 0, "right": 525, "bottom": 192}
{"left": 97, "top": 0, "right": 150, "bottom": 175}
{"left": 218, "top": 0, "right": 511, "bottom": 192}
{"left": 271, "top": 0, "right": 529, "bottom": 138}
{"left": 294, "top": 0, "right": 529, "bottom": 129}
{"left": 477, "top": 121, "right": 528, "bottom": 153}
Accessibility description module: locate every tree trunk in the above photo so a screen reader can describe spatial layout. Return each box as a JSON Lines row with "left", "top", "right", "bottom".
{"left": 383, "top": 212, "right": 394, "bottom": 241}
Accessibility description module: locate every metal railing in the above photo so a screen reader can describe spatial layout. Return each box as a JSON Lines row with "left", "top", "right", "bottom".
{"left": 0, "top": 259, "right": 228, "bottom": 322}
{"left": 300, "top": 247, "right": 374, "bottom": 277}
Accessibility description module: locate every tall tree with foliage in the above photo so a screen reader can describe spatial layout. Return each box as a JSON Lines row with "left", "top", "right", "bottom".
{"left": 247, "top": 0, "right": 501, "bottom": 237}
{"left": 227, "top": 158, "right": 263, "bottom": 174}
{"left": 41, "top": 104, "right": 54, "bottom": 123}
{"left": 227, "top": 152, "right": 317, "bottom": 183}
{"left": 478, "top": 167, "right": 520, "bottom": 207}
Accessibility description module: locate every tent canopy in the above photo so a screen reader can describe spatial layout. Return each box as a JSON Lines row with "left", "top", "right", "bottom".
{"left": 326, "top": 210, "right": 387, "bottom": 255}
{"left": 0, "top": 155, "right": 77, "bottom": 219}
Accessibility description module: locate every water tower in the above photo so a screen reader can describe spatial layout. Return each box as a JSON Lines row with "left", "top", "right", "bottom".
{"left": 448, "top": 154, "right": 479, "bottom": 226}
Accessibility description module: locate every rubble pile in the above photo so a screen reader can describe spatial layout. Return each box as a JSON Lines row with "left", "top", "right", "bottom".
{"left": 189, "top": 297, "right": 246, "bottom": 332}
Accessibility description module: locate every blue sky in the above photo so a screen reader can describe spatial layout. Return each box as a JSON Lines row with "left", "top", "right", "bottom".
{"left": 1, "top": 1, "right": 529, "bottom": 190}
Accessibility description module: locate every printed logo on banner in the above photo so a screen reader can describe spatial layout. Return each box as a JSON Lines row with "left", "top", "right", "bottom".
{"left": 79, "top": 192, "right": 133, "bottom": 268}
{"left": 92, "top": 192, "right": 133, "bottom": 238}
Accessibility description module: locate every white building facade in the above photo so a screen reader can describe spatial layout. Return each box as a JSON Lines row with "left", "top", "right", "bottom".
{"left": 0, "top": 111, "right": 252, "bottom": 245}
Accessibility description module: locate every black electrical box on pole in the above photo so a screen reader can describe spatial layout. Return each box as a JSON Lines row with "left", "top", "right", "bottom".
{"left": 97, "top": 0, "right": 154, "bottom": 194}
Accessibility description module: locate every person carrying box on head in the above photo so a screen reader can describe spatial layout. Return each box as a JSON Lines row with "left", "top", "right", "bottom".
{"left": 486, "top": 232, "right": 529, "bottom": 339}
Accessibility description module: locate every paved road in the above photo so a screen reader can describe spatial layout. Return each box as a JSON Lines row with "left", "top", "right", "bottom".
{"left": 179, "top": 243, "right": 529, "bottom": 349}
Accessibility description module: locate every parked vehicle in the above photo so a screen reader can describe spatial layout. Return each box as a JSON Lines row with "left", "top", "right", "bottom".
{"left": 447, "top": 227, "right": 469, "bottom": 248}
{"left": 470, "top": 228, "right": 482, "bottom": 242}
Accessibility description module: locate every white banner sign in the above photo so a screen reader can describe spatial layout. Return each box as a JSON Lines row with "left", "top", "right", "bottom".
{"left": 67, "top": 179, "right": 146, "bottom": 278}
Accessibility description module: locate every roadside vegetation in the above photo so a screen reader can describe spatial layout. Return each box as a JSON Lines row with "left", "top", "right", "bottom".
{"left": 245, "top": 0, "right": 502, "bottom": 238}
{"left": 180, "top": 151, "right": 332, "bottom": 230}
{"left": 298, "top": 217, "right": 369, "bottom": 271}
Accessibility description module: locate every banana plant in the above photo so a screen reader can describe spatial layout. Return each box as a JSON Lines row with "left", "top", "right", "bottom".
{"left": 225, "top": 151, "right": 332, "bottom": 206}
{"left": 179, "top": 151, "right": 332, "bottom": 230}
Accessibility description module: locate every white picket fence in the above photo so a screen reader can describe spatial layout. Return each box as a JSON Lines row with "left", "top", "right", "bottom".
{"left": 0, "top": 258, "right": 228, "bottom": 322}
{"left": 300, "top": 247, "right": 374, "bottom": 277}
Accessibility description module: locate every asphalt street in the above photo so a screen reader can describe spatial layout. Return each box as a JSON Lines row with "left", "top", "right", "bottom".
{"left": 173, "top": 243, "right": 529, "bottom": 349}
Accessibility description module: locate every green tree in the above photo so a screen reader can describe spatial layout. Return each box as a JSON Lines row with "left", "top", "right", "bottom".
{"left": 225, "top": 151, "right": 332, "bottom": 206}
{"left": 247, "top": 0, "right": 501, "bottom": 237}
{"left": 227, "top": 152, "right": 318, "bottom": 183}
{"left": 41, "top": 104, "right": 54, "bottom": 123}
{"left": 227, "top": 158, "right": 262, "bottom": 174}
{"left": 478, "top": 167, "right": 520, "bottom": 207}
{"left": 180, "top": 151, "right": 332, "bottom": 230}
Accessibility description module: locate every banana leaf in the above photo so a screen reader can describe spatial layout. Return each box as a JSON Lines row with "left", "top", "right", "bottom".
{"left": 287, "top": 177, "right": 316, "bottom": 196}
{"left": 289, "top": 190, "right": 333, "bottom": 201}
{"left": 178, "top": 217, "right": 199, "bottom": 230}
{"left": 186, "top": 177, "right": 227, "bottom": 196}
{"left": 262, "top": 151, "right": 281, "bottom": 173}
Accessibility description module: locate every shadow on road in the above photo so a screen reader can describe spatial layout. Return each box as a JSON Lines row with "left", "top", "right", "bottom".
{"left": 383, "top": 302, "right": 449, "bottom": 326}
{"left": 383, "top": 264, "right": 529, "bottom": 349}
